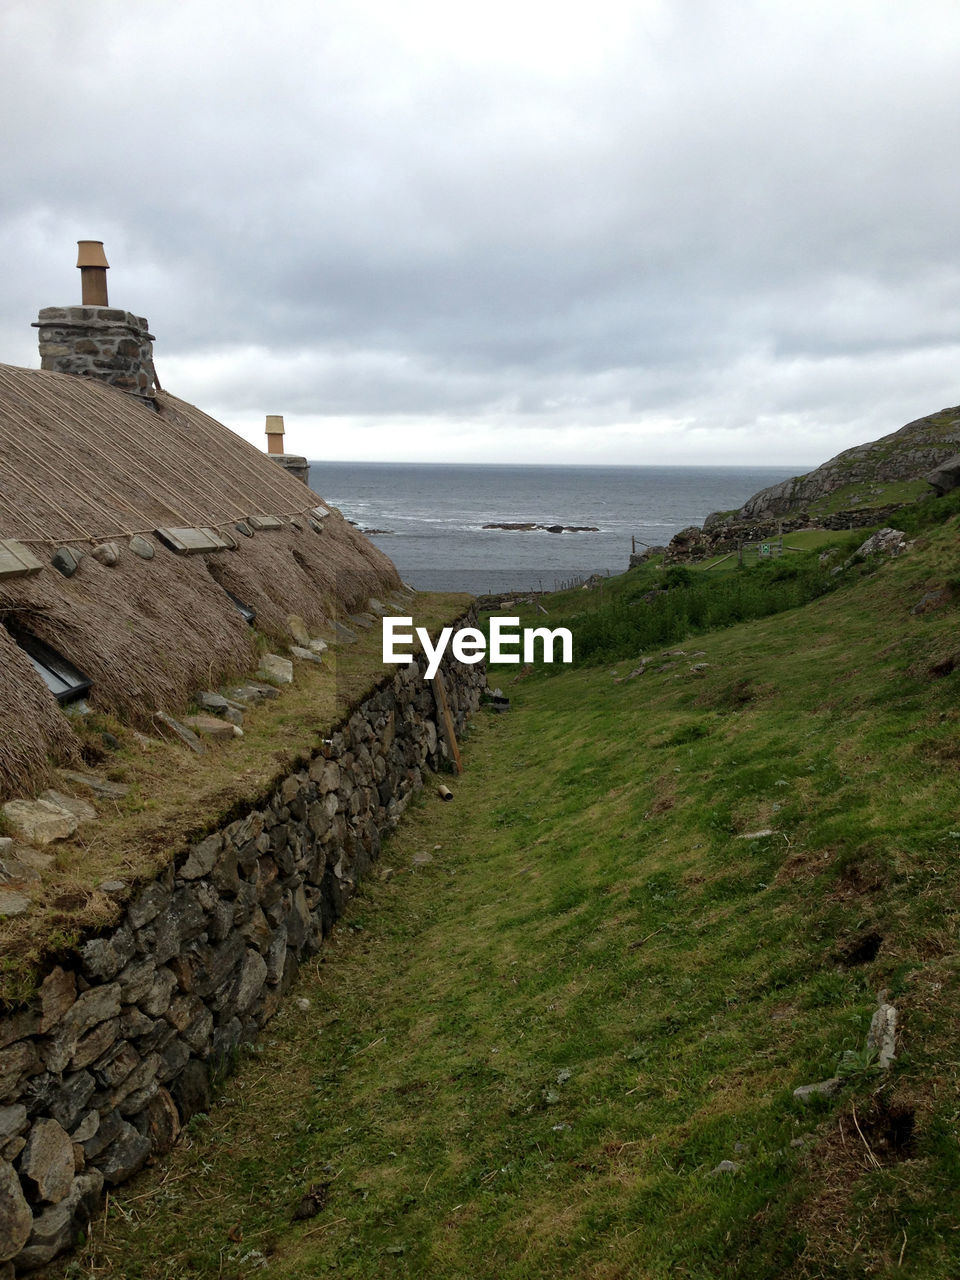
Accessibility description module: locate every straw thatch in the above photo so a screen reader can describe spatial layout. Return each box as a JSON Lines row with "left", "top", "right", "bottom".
{"left": 0, "top": 362, "right": 401, "bottom": 799}
{"left": 0, "top": 626, "right": 79, "bottom": 797}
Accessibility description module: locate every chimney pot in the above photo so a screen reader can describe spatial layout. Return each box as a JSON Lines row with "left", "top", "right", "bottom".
{"left": 265, "top": 414, "right": 285, "bottom": 455}
{"left": 76, "top": 240, "right": 110, "bottom": 306}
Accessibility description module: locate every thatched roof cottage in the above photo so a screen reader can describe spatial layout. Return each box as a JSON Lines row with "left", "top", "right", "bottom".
{"left": 0, "top": 244, "right": 399, "bottom": 799}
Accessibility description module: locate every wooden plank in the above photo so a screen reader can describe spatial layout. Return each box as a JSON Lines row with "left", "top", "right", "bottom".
{"left": 154, "top": 527, "right": 230, "bottom": 554}
{"left": 0, "top": 539, "right": 43, "bottom": 579}
{"left": 310, "top": 504, "right": 330, "bottom": 521}
{"left": 248, "top": 514, "right": 284, "bottom": 531}
{"left": 431, "top": 671, "right": 463, "bottom": 775}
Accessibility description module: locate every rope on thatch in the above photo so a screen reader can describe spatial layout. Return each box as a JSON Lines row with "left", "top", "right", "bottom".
{"left": 24, "top": 372, "right": 193, "bottom": 525}
{"left": 155, "top": 393, "right": 310, "bottom": 516}
{"left": 0, "top": 489, "right": 49, "bottom": 543}
{"left": 0, "top": 366, "right": 328, "bottom": 546}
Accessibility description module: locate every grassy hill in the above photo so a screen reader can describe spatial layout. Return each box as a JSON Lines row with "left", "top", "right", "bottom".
{"left": 59, "top": 509, "right": 960, "bottom": 1279}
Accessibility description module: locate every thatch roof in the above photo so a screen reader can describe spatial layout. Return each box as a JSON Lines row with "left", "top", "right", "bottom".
{"left": 0, "top": 364, "right": 400, "bottom": 798}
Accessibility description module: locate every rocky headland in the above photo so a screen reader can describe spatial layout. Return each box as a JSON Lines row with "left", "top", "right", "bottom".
{"left": 645, "top": 404, "right": 960, "bottom": 564}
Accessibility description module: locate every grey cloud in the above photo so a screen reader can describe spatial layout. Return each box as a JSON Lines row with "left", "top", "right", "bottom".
{"left": 1, "top": 0, "right": 959, "bottom": 462}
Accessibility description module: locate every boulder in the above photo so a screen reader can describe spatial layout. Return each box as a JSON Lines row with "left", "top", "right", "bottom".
{"left": 131, "top": 1087, "right": 180, "bottom": 1156}
{"left": 793, "top": 1077, "right": 842, "bottom": 1102}
{"left": 180, "top": 833, "right": 222, "bottom": 882}
{"left": 925, "top": 453, "right": 960, "bottom": 496}
{"left": 854, "top": 528, "right": 907, "bottom": 558}
{"left": 42, "top": 984, "right": 121, "bottom": 1074}
{"left": 38, "top": 969, "right": 76, "bottom": 1034}
{"left": 50, "top": 547, "right": 79, "bottom": 578}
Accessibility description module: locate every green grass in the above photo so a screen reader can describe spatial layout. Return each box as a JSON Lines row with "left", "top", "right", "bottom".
{"left": 499, "top": 536, "right": 866, "bottom": 668}
{"left": 806, "top": 476, "right": 930, "bottom": 515}
{"left": 59, "top": 517, "right": 960, "bottom": 1279}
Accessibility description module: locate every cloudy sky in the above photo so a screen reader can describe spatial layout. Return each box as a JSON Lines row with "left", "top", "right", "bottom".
{"left": 1, "top": 0, "right": 958, "bottom": 466}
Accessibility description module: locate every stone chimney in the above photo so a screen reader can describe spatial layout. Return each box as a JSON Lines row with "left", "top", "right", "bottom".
{"left": 32, "top": 241, "right": 158, "bottom": 400}
{"left": 264, "top": 414, "right": 309, "bottom": 485}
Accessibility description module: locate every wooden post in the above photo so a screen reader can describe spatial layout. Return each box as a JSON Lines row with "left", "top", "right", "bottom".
{"left": 738, "top": 539, "right": 743, "bottom": 567}
{"left": 431, "top": 671, "right": 463, "bottom": 775}
{"left": 632, "top": 534, "right": 636, "bottom": 555}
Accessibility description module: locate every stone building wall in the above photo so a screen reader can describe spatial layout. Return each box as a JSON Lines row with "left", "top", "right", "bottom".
{"left": 33, "top": 307, "right": 157, "bottom": 399}
{"left": 0, "top": 644, "right": 485, "bottom": 1272}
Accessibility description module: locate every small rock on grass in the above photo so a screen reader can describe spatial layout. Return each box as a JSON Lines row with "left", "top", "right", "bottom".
{"left": 0, "top": 891, "right": 31, "bottom": 917}
{"left": 291, "top": 1182, "right": 329, "bottom": 1221}
{"left": 154, "top": 712, "right": 204, "bottom": 755}
{"left": 59, "top": 770, "right": 129, "bottom": 799}
{"left": 257, "top": 654, "right": 294, "bottom": 684}
{"left": 1, "top": 800, "right": 77, "bottom": 846}
{"left": 290, "top": 646, "right": 323, "bottom": 665}
{"left": 183, "top": 714, "right": 242, "bottom": 741}
{"left": 39, "top": 790, "right": 97, "bottom": 822}
{"left": 793, "top": 1077, "right": 842, "bottom": 1102}
{"left": 287, "top": 615, "right": 310, "bottom": 646}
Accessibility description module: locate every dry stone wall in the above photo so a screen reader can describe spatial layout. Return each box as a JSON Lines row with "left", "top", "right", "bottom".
{"left": 0, "top": 645, "right": 484, "bottom": 1273}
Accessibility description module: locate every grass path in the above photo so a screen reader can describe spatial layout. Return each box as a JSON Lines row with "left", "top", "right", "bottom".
{"left": 59, "top": 537, "right": 960, "bottom": 1279}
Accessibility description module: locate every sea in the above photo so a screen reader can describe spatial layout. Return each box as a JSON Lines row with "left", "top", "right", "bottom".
{"left": 307, "top": 461, "right": 803, "bottom": 596}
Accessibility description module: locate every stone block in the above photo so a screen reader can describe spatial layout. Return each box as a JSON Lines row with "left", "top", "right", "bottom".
{"left": 20, "top": 1118, "right": 74, "bottom": 1203}
{"left": 127, "top": 881, "right": 170, "bottom": 929}
{"left": 170, "top": 1060, "right": 210, "bottom": 1123}
{"left": 91, "top": 1122, "right": 150, "bottom": 1185}
{"left": 131, "top": 1086, "right": 180, "bottom": 1156}
{"left": 0, "top": 1159, "right": 33, "bottom": 1262}
{"left": 180, "top": 833, "right": 222, "bottom": 880}
{"left": 46, "top": 1072, "right": 95, "bottom": 1132}
{"left": 71, "top": 1018, "right": 120, "bottom": 1072}
{"left": 14, "top": 1170, "right": 103, "bottom": 1270}
{"left": 38, "top": 969, "right": 76, "bottom": 1035}
{"left": 42, "top": 984, "right": 121, "bottom": 1075}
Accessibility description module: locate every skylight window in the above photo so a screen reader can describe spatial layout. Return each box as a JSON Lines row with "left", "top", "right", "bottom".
{"left": 8, "top": 628, "right": 91, "bottom": 704}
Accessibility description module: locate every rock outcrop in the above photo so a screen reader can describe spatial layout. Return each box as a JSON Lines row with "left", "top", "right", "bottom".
{"left": 728, "top": 406, "right": 960, "bottom": 521}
